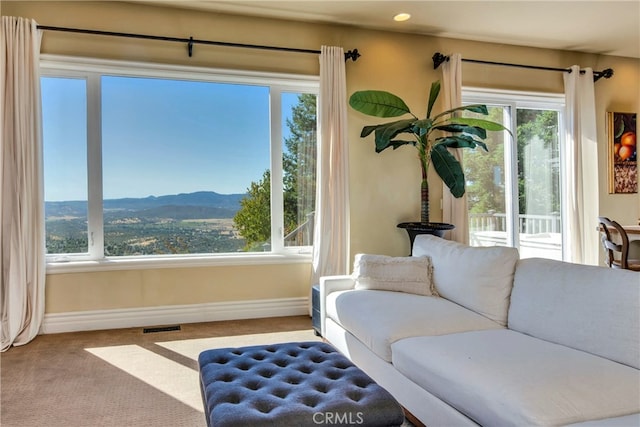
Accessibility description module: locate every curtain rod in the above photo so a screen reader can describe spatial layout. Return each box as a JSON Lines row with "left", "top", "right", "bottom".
{"left": 432, "top": 52, "right": 613, "bottom": 82}
{"left": 36, "top": 25, "right": 361, "bottom": 62}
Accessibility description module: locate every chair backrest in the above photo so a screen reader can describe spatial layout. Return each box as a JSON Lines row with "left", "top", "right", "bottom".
{"left": 598, "top": 216, "right": 630, "bottom": 269}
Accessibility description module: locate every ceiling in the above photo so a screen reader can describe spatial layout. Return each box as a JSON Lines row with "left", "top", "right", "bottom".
{"left": 135, "top": 0, "right": 640, "bottom": 59}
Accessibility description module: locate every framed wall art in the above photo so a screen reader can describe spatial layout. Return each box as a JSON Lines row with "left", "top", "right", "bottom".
{"left": 607, "top": 111, "right": 637, "bottom": 194}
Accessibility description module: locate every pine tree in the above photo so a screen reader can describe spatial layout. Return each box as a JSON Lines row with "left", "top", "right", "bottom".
{"left": 234, "top": 93, "right": 317, "bottom": 250}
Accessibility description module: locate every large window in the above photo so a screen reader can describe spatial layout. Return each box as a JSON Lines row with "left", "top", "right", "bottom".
{"left": 462, "top": 88, "right": 565, "bottom": 260}
{"left": 42, "top": 57, "right": 318, "bottom": 263}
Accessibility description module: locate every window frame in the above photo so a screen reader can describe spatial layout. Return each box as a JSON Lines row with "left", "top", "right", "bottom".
{"left": 41, "top": 55, "right": 318, "bottom": 273}
{"left": 462, "top": 87, "right": 567, "bottom": 260}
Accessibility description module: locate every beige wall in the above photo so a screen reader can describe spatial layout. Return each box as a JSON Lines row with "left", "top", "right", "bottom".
{"left": 4, "top": 1, "right": 639, "bottom": 314}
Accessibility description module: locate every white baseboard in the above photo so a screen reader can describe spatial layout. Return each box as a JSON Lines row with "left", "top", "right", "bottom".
{"left": 41, "top": 297, "right": 309, "bottom": 334}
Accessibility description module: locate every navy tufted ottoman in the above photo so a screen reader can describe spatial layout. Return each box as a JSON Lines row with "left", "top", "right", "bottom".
{"left": 198, "top": 341, "right": 405, "bottom": 427}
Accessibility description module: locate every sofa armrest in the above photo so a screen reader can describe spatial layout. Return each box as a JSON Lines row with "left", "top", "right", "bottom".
{"left": 319, "top": 275, "right": 355, "bottom": 337}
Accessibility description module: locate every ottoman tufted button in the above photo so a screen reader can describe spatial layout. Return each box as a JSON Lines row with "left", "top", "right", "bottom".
{"left": 244, "top": 380, "right": 261, "bottom": 391}
{"left": 347, "top": 390, "right": 363, "bottom": 402}
{"left": 273, "top": 359, "right": 289, "bottom": 367}
{"left": 326, "top": 371, "right": 342, "bottom": 380}
{"left": 285, "top": 376, "right": 301, "bottom": 385}
{"left": 225, "top": 393, "right": 241, "bottom": 404}
{"left": 216, "top": 373, "right": 235, "bottom": 382}
{"left": 271, "top": 388, "right": 289, "bottom": 399}
{"left": 299, "top": 365, "right": 313, "bottom": 374}
{"left": 314, "top": 383, "right": 328, "bottom": 394}
{"left": 301, "top": 394, "right": 320, "bottom": 408}
{"left": 253, "top": 401, "right": 275, "bottom": 414}
{"left": 257, "top": 369, "right": 274, "bottom": 379}
{"left": 354, "top": 378, "right": 371, "bottom": 388}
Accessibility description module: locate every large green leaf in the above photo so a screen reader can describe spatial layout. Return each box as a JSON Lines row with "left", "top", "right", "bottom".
{"left": 431, "top": 145, "right": 465, "bottom": 198}
{"left": 449, "top": 117, "right": 508, "bottom": 132}
{"left": 373, "top": 119, "right": 416, "bottom": 152}
{"left": 439, "top": 104, "right": 489, "bottom": 117}
{"left": 389, "top": 140, "right": 416, "bottom": 150}
{"left": 361, "top": 124, "right": 382, "bottom": 138}
{"left": 435, "top": 135, "right": 488, "bottom": 151}
{"left": 349, "top": 90, "right": 412, "bottom": 118}
{"left": 412, "top": 118, "right": 433, "bottom": 134}
{"left": 426, "top": 81, "right": 441, "bottom": 119}
{"left": 434, "top": 124, "right": 487, "bottom": 139}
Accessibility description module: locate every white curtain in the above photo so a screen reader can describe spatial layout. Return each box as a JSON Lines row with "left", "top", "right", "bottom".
{"left": 1, "top": 17, "right": 45, "bottom": 351}
{"left": 312, "top": 46, "right": 350, "bottom": 284}
{"left": 564, "top": 65, "right": 599, "bottom": 265}
{"left": 441, "top": 53, "right": 469, "bottom": 243}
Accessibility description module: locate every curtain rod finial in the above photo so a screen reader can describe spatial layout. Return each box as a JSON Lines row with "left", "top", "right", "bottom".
{"left": 345, "top": 49, "right": 361, "bottom": 62}
{"left": 432, "top": 52, "right": 448, "bottom": 69}
{"left": 595, "top": 68, "right": 614, "bottom": 81}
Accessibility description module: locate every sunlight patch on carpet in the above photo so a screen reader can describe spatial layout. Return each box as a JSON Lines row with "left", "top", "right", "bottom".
{"left": 156, "top": 329, "right": 321, "bottom": 361}
{"left": 86, "top": 345, "right": 203, "bottom": 412}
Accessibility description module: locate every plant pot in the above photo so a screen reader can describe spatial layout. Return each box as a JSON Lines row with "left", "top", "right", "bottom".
{"left": 397, "top": 222, "right": 455, "bottom": 254}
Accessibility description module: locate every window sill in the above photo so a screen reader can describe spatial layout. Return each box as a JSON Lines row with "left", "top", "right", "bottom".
{"left": 46, "top": 252, "right": 312, "bottom": 274}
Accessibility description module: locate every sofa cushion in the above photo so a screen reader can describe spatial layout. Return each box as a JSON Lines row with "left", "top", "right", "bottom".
{"left": 412, "top": 234, "right": 519, "bottom": 326}
{"left": 509, "top": 258, "right": 640, "bottom": 369}
{"left": 325, "top": 289, "right": 503, "bottom": 362}
{"left": 566, "top": 414, "right": 640, "bottom": 427}
{"left": 392, "top": 330, "right": 640, "bottom": 426}
{"left": 352, "top": 253, "right": 437, "bottom": 296}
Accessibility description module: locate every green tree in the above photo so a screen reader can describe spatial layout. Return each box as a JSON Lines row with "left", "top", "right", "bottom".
{"left": 516, "top": 109, "right": 560, "bottom": 215}
{"left": 283, "top": 94, "right": 317, "bottom": 245}
{"left": 234, "top": 94, "right": 317, "bottom": 249}
{"left": 464, "top": 106, "right": 506, "bottom": 215}
{"left": 234, "top": 170, "right": 272, "bottom": 251}
{"left": 464, "top": 106, "right": 560, "bottom": 225}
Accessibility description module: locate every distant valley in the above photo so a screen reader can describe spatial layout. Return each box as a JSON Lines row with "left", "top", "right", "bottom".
{"left": 45, "top": 191, "right": 249, "bottom": 255}
{"left": 45, "top": 191, "right": 246, "bottom": 220}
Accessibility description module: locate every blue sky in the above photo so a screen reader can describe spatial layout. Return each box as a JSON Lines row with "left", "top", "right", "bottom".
{"left": 42, "top": 76, "right": 299, "bottom": 201}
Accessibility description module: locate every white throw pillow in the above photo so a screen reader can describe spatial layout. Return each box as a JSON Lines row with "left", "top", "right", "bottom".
{"left": 352, "top": 253, "right": 438, "bottom": 297}
{"left": 412, "top": 235, "right": 519, "bottom": 326}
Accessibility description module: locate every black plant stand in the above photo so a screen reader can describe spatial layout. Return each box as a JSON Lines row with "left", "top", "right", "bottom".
{"left": 397, "top": 222, "right": 455, "bottom": 254}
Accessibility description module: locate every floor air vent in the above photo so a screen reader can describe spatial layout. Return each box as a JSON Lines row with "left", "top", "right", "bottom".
{"left": 143, "top": 325, "right": 181, "bottom": 334}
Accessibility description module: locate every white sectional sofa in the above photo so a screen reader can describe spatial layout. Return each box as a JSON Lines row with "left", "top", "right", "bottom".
{"left": 320, "top": 235, "right": 640, "bottom": 426}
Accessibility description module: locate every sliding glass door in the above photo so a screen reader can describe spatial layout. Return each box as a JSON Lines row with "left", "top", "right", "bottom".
{"left": 463, "top": 89, "right": 565, "bottom": 260}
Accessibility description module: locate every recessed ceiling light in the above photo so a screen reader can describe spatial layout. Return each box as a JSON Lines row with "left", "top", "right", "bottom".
{"left": 393, "top": 13, "right": 411, "bottom": 22}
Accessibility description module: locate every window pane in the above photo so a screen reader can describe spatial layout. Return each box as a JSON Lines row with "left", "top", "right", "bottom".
{"left": 516, "top": 109, "right": 562, "bottom": 260}
{"left": 101, "top": 76, "right": 270, "bottom": 255}
{"left": 283, "top": 93, "right": 316, "bottom": 247}
{"left": 42, "top": 77, "right": 88, "bottom": 255}
{"left": 466, "top": 106, "right": 508, "bottom": 247}
{"left": 465, "top": 101, "right": 563, "bottom": 261}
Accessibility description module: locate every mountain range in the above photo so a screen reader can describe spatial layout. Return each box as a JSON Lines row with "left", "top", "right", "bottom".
{"left": 45, "top": 191, "right": 245, "bottom": 220}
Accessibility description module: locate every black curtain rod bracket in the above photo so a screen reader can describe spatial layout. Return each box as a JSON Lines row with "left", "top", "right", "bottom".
{"left": 432, "top": 52, "right": 613, "bottom": 82}
{"left": 37, "top": 25, "right": 360, "bottom": 62}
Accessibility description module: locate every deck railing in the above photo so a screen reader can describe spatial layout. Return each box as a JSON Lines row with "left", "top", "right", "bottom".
{"left": 469, "top": 212, "right": 561, "bottom": 234}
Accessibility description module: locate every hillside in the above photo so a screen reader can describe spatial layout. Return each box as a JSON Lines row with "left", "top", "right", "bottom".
{"left": 45, "top": 191, "right": 245, "bottom": 219}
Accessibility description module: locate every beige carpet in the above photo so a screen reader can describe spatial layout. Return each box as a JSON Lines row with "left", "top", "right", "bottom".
{"left": 1, "top": 316, "right": 322, "bottom": 427}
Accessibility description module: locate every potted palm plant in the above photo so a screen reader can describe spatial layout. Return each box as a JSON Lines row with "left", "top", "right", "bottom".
{"left": 349, "top": 80, "right": 507, "bottom": 243}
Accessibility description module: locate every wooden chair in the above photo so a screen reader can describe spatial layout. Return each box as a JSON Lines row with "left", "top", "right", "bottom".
{"left": 598, "top": 216, "right": 640, "bottom": 271}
